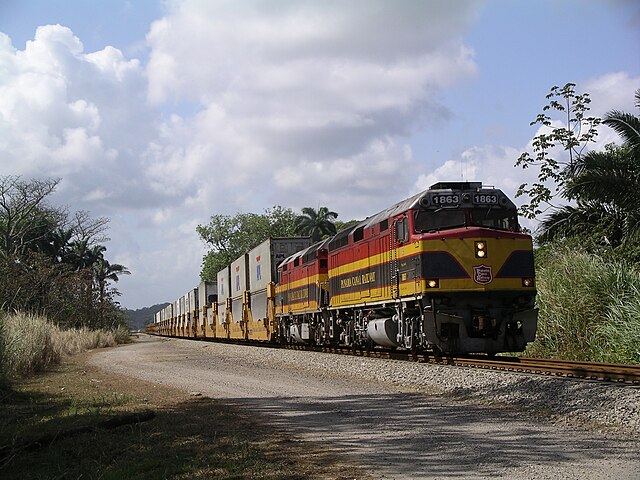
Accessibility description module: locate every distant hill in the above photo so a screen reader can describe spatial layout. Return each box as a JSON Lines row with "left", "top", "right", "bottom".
{"left": 124, "top": 303, "right": 169, "bottom": 332}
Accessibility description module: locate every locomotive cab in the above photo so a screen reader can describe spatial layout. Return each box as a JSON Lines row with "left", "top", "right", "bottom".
{"left": 414, "top": 182, "right": 520, "bottom": 234}
{"left": 406, "top": 182, "right": 537, "bottom": 353}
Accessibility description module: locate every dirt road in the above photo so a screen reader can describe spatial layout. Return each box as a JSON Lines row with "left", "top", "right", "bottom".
{"left": 89, "top": 335, "right": 640, "bottom": 480}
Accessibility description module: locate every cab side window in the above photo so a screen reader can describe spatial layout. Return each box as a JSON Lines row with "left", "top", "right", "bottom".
{"left": 395, "top": 217, "right": 409, "bottom": 243}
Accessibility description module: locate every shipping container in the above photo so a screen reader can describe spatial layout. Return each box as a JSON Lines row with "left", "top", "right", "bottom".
{"left": 188, "top": 288, "right": 198, "bottom": 314}
{"left": 249, "top": 237, "right": 312, "bottom": 320}
{"left": 198, "top": 281, "right": 218, "bottom": 309}
{"left": 231, "top": 254, "right": 249, "bottom": 322}
{"left": 217, "top": 266, "right": 231, "bottom": 324}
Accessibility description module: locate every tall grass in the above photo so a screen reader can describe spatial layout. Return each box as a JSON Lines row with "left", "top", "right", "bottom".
{"left": 0, "top": 312, "right": 130, "bottom": 382}
{"left": 527, "top": 246, "right": 640, "bottom": 364}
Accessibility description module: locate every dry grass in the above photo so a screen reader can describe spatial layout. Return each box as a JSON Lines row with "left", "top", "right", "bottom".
{"left": 0, "top": 312, "right": 130, "bottom": 382}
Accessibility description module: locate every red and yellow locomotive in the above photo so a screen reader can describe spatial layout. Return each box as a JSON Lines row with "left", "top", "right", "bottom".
{"left": 276, "top": 182, "right": 537, "bottom": 354}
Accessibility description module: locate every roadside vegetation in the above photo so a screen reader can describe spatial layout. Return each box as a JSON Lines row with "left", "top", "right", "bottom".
{"left": 0, "top": 311, "right": 129, "bottom": 386}
{"left": 528, "top": 244, "right": 640, "bottom": 364}
{"left": 0, "top": 175, "right": 131, "bottom": 387}
{"left": 517, "top": 86, "right": 640, "bottom": 364}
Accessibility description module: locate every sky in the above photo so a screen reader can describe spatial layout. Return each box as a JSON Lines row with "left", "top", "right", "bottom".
{"left": 1, "top": 0, "right": 638, "bottom": 310}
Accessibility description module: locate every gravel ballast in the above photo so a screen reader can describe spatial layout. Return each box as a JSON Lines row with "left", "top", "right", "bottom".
{"left": 268, "top": 346, "right": 640, "bottom": 436}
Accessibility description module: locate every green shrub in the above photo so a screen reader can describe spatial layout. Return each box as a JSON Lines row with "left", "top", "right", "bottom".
{"left": 528, "top": 245, "right": 640, "bottom": 363}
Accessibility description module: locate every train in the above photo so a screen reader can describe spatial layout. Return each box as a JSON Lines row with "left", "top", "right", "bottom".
{"left": 148, "top": 181, "right": 537, "bottom": 354}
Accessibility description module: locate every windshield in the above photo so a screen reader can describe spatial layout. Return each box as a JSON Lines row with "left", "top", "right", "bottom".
{"left": 469, "top": 208, "right": 519, "bottom": 231}
{"left": 414, "top": 208, "right": 520, "bottom": 233}
{"left": 414, "top": 210, "right": 466, "bottom": 232}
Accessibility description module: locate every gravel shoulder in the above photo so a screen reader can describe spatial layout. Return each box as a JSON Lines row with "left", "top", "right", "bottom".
{"left": 89, "top": 335, "right": 640, "bottom": 480}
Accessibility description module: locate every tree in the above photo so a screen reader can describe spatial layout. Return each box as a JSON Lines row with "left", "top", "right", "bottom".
{"left": 294, "top": 207, "right": 338, "bottom": 241}
{"left": 0, "top": 176, "right": 128, "bottom": 329}
{"left": 537, "top": 90, "right": 640, "bottom": 253}
{"left": 94, "top": 253, "right": 130, "bottom": 327}
{"left": 70, "top": 210, "right": 110, "bottom": 245}
{"left": 334, "top": 219, "right": 360, "bottom": 232}
{"left": 0, "top": 176, "right": 64, "bottom": 260}
{"left": 198, "top": 206, "right": 297, "bottom": 281}
{"left": 515, "top": 83, "right": 601, "bottom": 219}
{"left": 603, "top": 89, "right": 640, "bottom": 154}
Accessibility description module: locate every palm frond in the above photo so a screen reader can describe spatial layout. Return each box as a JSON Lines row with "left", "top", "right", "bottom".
{"left": 603, "top": 111, "right": 640, "bottom": 151}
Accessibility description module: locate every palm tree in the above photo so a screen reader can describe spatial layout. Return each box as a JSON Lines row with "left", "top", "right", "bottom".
{"left": 93, "top": 255, "right": 130, "bottom": 327}
{"left": 602, "top": 89, "right": 640, "bottom": 154}
{"left": 294, "top": 207, "right": 338, "bottom": 242}
{"left": 539, "top": 90, "right": 640, "bottom": 247}
{"left": 66, "top": 239, "right": 97, "bottom": 270}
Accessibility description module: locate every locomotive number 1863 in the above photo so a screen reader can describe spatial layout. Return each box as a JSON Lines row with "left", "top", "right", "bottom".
{"left": 473, "top": 194, "right": 499, "bottom": 204}
{"left": 432, "top": 194, "right": 460, "bottom": 205}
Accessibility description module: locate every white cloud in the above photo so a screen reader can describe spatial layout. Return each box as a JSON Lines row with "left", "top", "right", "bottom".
{"left": 583, "top": 72, "right": 640, "bottom": 147}
{"left": 0, "top": 25, "right": 153, "bottom": 205}
{"left": 415, "top": 144, "right": 530, "bottom": 201}
{"left": 143, "top": 0, "right": 481, "bottom": 221}
{"left": 2, "top": 4, "right": 634, "bottom": 309}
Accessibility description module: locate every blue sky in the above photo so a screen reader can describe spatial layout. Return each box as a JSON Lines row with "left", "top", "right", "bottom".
{"left": 1, "top": 1, "right": 638, "bottom": 309}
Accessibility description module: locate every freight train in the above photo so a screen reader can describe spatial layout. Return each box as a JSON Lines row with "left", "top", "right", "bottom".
{"left": 148, "top": 181, "right": 537, "bottom": 354}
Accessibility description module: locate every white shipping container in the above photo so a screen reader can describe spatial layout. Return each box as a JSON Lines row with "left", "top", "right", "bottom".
{"left": 217, "top": 266, "right": 230, "bottom": 324}
{"left": 198, "top": 281, "right": 218, "bottom": 308}
{"left": 231, "top": 254, "right": 249, "bottom": 299}
{"left": 188, "top": 288, "right": 198, "bottom": 313}
{"left": 248, "top": 238, "right": 311, "bottom": 293}
{"left": 231, "top": 254, "right": 249, "bottom": 323}
{"left": 183, "top": 294, "right": 190, "bottom": 323}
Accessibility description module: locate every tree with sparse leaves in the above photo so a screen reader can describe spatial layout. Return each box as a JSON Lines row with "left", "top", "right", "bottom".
{"left": 534, "top": 89, "right": 640, "bottom": 259}
{"left": 515, "top": 83, "right": 601, "bottom": 220}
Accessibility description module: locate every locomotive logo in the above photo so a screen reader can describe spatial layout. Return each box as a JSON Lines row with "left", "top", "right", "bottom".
{"left": 473, "top": 265, "right": 493, "bottom": 285}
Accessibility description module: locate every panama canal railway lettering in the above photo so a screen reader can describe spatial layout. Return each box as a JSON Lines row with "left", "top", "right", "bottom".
{"left": 340, "top": 271, "right": 376, "bottom": 289}
{"left": 288, "top": 288, "right": 309, "bottom": 301}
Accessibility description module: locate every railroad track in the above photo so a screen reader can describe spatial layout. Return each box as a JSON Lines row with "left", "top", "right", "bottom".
{"left": 157, "top": 334, "right": 640, "bottom": 385}
{"left": 431, "top": 355, "right": 640, "bottom": 384}
{"left": 281, "top": 343, "right": 640, "bottom": 385}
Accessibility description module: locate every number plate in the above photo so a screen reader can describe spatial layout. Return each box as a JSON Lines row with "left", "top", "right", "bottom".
{"left": 431, "top": 194, "right": 460, "bottom": 205}
{"left": 473, "top": 194, "right": 499, "bottom": 205}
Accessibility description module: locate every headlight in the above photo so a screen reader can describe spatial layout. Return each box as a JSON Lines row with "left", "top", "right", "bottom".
{"left": 522, "top": 278, "right": 535, "bottom": 287}
{"left": 475, "top": 241, "right": 487, "bottom": 258}
{"left": 427, "top": 279, "right": 439, "bottom": 288}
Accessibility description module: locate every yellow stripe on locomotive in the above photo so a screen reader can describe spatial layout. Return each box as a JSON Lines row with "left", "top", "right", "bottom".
{"left": 328, "top": 226, "right": 535, "bottom": 308}
{"left": 276, "top": 273, "right": 328, "bottom": 315}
